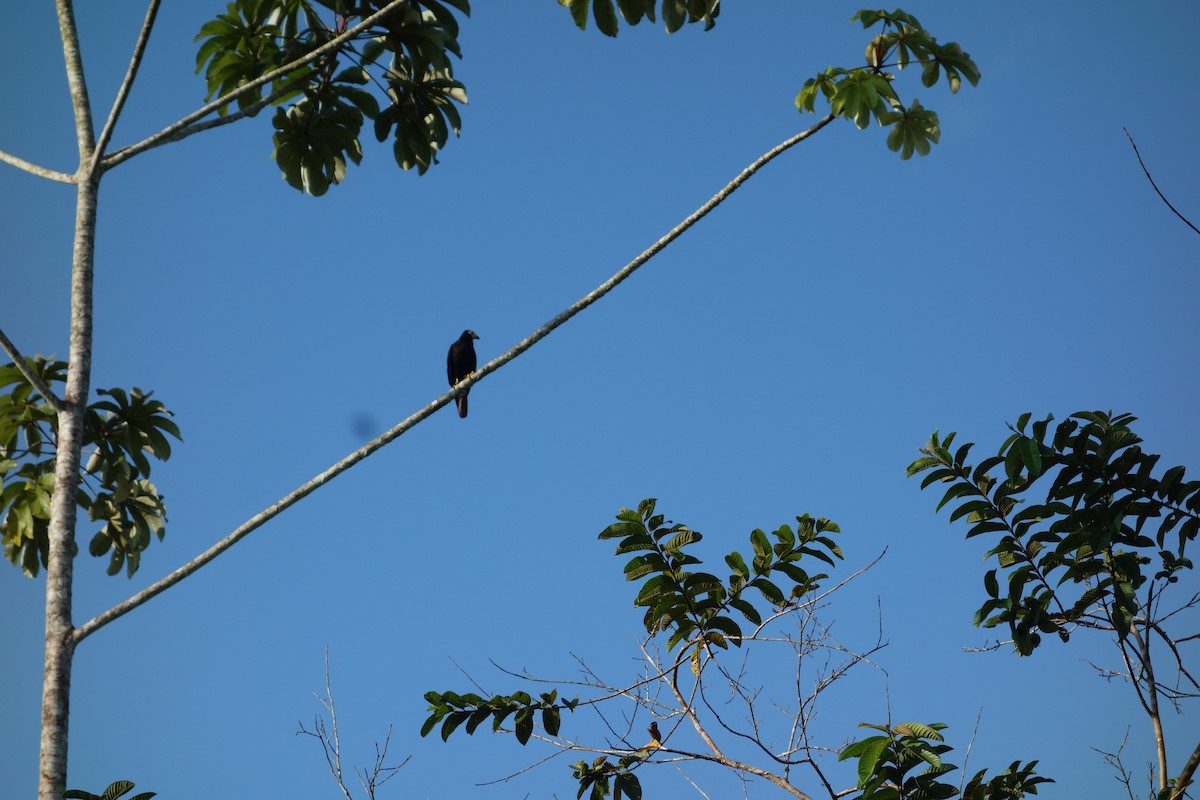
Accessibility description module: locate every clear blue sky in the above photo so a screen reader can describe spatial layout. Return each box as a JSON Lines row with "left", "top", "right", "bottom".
{"left": 2, "top": 3, "right": 1198, "bottom": 798}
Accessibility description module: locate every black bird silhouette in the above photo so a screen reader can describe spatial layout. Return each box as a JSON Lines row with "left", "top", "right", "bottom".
{"left": 447, "top": 330, "right": 479, "bottom": 418}
{"left": 647, "top": 722, "right": 661, "bottom": 745}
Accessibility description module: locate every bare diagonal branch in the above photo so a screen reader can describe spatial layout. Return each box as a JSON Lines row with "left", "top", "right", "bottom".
{"left": 89, "top": 0, "right": 163, "bottom": 178}
{"left": 73, "top": 115, "right": 837, "bottom": 643}
{"left": 0, "top": 328, "right": 65, "bottom": 411}
{"left": 1124, "top": 128, "right": 1200, "bottom": 238}
{"left": 1174, "top": 739, "right": 1200, "bottom": 800}
{"left": 0, "top": 149, "right": 75, "bottom": 183}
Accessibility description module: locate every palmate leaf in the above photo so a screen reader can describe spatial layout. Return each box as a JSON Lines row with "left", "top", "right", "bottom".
{"left": 882, "top": 99, "right": 940, "bottom": 159}
{"left": 196, "top": 0, "right": 471, "bottom": 194}
{"left": 273, "top": 95, "right": 365, "bottom": 196}
{"left": 193, "top": 0, "right": 290, "bottom": 116}
{"left": 798, "top": 8, "right": 976, "bottom": 159}
{"left": 2, "top": 360, "right": 179, "bottom": 578}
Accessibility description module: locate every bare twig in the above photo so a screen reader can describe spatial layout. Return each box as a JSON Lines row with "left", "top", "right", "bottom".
{"left": 88, "top": 0, "right": 162, "bottom": 178}
{"left": 959, "top": 705, "right": 984, "bottom": 792}
{"left": 0, "top": 329, "right": 65, "bottom": 411}
{"left": 1124, "top": 128, "right": 1200, "bottom": 237}
{"left": 1091, "top": 729, "right": 1138, "bottom": 800}
{"left": 297, "top": 649, "right": 408, "bottom": 800}
{"left": 454, "top": 546, "right": 887, "bottom": 800}
{"left": 73, "top": 114, "right": 836, "bottom": 643}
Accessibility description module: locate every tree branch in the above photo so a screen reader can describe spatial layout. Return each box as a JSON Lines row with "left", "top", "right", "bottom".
{"left": 106, "top": 74, "right": 311, "bottom": 161}
{"left": 1124, "top": 128, "right": 1200, "bottom": 238}
{"left": 1173, "top": 738, "right": 1200, "bottom": 800}
{"left": 0, "top": 328, "right": 65, "bottom": 411}
{"left": 0, "top": 149, "right": 75, "bottom": 183}
{"left": 56, "top": 0, "right": 96, "bottom": 163}
{"left": 88, "top": 0, "right": 163, "bottom": 179}
{"left": 101, "top": 0, "right": 414, "bottom": 171}
{"left": 73, "top": 115, "right": 836, "bottom": 643}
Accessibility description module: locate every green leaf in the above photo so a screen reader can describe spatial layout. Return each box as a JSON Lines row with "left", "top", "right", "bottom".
{"left": 100, "top": 781, "right": 137, "bottom": 800}
{"left": 543, "top": 706, "right": 561, "bottom": 736}
{"left": 514, "top": 707, "right": 534, "bottom": 744}
{"left": 729, "top": 597, "right": 762, "bottom": 626}
{"left": 613, "top": 772, "right": 642, "bottom": 800}
{"left": 593, "top": 0, "right": 619, "bottom": 36}
{"left": 750, "top": 528, "right": 771, "bottom": 563}
{"left": 561, "top": 0, "right": 590, "bottom": 31}
{"left": 845, "top": 735, "right": 888, "bottom": 787}
{"left": 748, "top": 577, "right": 785, "bottom": 605}
{"left": 725, "top": 550, "right": 749, "bottom": 580}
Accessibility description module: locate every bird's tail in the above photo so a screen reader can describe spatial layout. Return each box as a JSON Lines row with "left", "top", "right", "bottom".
{"left": 457, "top": 390, "right": 469, "bottom": 418}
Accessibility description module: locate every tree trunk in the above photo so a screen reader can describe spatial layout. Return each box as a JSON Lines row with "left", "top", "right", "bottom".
{"left": 41, "top": 3, "right": 97, "bottom": 798}
{"left": 39, "top": 171, "right": 98, "bottom": 800}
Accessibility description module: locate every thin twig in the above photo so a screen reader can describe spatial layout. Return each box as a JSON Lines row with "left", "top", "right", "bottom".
{"left": 1124, "top": 128, "right": 1200, "bottom": 237}
{"left": 0, "top": 328, "right": 65, "bottom": 411}
{"left": 89, "top": 0, "right": 162, "bottom": 177}
{"left": 959, "top": 705, "right": 984, "bottom": 792}
{"left": 72, "top": 115, "right": 836, "bottom": 644}
{"left": 297, "top": 648, "right": 408, "bottom": 800}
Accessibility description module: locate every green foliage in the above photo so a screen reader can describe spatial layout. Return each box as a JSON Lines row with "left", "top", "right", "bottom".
{"left": 0, "top": 357, "right": 180, "bottom": 578}
{"left": 420, "top": 686, "right": 644, "bottom": 800}
{"left": 571, "top": 754, "right": 644, "bottom": 800}
{"left": 195, "top": 0, "right": 470, "bottom": 194}
{"left": 795, "top": 8, "right": 979, "bottom": 159}
{"left": 961, "top": 760, "right": 1053, "bottom": 800}
{"left": 420, "top": 688, "right": 578, "bottom": 746}
{"left": 63, "top": 779, "right": 156, "bottom": 800}
{"left": 841, "top": 722, "right": 957, "bottom": 799}
{"left": 557, "top": 0, "right": 719, "bottom": 36}
{"left": 909, "top": 411, "right": 1199, "bottom": 655}
{"left": 423, "top": 500, "right": 841, "bottom": 799}
{"left": 599, "top": 498, "right": 842, "bottom": 672}
{"left": 841, "top": 722, "right": 1050, "bottom": 799}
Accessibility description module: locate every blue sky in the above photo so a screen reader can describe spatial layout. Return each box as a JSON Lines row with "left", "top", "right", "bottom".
{"left": 2, "top": 2, "right": 1198, "bottom": 799}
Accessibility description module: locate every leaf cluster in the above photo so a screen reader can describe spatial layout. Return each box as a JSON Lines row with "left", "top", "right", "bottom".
{"left": 0, "top": 357, "right": 180, "bottom": 578}
{"left": 795, "top": 8, "right": 980, "bottom": 158}
{"left": 558, "top": 0, "right": 719, "bottom": 36}
{"left": 195, "top": 0, "right": 470, "bottom": 194}
{"left": 571, "top": 753, "right": 645, "bottom": 800}
{"left": 64, "top": 779, "right": 155, "bottom": 800}
{"left": 420, "top": 688, "right": 577, "bottom": 746}
{"left": 909, "top": 411, "right": 1199, "bottom": 655}
{"left": 599, "top": 498, "right": 842, "bottom": 674}
{"left": 420, "top": 685, "right": 647, "bottom": 800}
{"left": 841, "top": 722, "right": 957, "bottom": 799}
{"left": 841, "top": 721, "right": 1050, "bottom": 800}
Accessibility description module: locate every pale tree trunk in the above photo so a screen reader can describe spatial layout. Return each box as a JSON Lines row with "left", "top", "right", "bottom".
{"left": 41, "top": 2, "right": 96, "bottom": 799}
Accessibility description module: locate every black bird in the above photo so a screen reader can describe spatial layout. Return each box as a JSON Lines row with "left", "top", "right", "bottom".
{"left": 447, "top": 330, "right": 479, "bottom": 418}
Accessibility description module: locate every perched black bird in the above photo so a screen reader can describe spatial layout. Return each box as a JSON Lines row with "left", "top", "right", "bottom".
{"left": 447, "top": 330, "right": 479, "bottom": 418}
{"left": 647, "top": 722, "right": 661, "bottom": 744}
